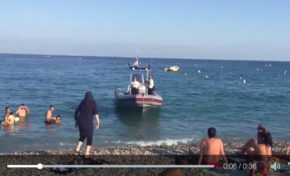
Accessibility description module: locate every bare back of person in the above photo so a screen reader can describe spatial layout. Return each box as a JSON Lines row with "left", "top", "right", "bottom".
{"left": 255, "top": 144, "right": 272, "bottom": 176}
{"left": 257, "top": 144, "right": 272, "bottom": 159}
{"left": 201, "top": 138, "right": 223, "bottom": 162}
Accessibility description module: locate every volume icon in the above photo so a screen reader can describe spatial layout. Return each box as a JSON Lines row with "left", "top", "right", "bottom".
{"left": 270, "top": 162, "right": 280, "bottom": 171}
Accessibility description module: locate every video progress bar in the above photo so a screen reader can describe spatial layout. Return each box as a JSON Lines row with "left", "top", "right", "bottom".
{"left": 7, "top": 163, "right": 215, "bottom": 169}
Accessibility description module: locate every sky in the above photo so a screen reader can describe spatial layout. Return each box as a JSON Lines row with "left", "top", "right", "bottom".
{"left": 0, "top": 0, "right": 290, "bottom": 60}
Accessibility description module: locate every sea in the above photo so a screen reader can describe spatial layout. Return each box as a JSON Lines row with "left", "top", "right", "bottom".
{"left": 0, "top": 54, "right": 289, "bottom": 152}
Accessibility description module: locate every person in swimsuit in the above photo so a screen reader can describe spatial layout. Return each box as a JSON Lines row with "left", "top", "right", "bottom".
{"left": 55, "top": 115, "right": 61, "bottom": 124}
{"left": 255, "top": 132, "right": 272, "bottom": 176}
{"left": 16, "top": 104, "right": 30, "bottom": 118}
{"left": 242, "top": 125, "right": 272, "bottom": 176}
{"left": 75, "top": 91, "right": 100, "bottom": 156}
{"left": 1, "top": 107, "right": 11, "bottom": 126}
{"left": 45, "top": 105, "right": 56, "bottom": 124}
{"left": 7, "top": 112, "right": 16, "bottom": 125}
{"left": 198, "top": 127, "right": 228, "bottom": 167}
{"left": 241, "top": 125, "right": 272, "bottom": 155}
{"left": 280, "top": 144, "right": 290, "bottom": 154}
{"left": 50, "top": 114, "right": 61, "bottom": 124}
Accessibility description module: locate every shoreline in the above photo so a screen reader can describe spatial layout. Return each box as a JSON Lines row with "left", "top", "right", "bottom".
{"left": 2, "top": 140, "right": 289, "bottom": 155}
{"left": 1, "top": 141, "right": 289, "bottom": 176}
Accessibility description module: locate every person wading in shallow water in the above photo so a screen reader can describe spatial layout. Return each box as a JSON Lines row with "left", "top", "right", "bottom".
{"left": 75, "top": 91, "right": 100, "bottom": 157}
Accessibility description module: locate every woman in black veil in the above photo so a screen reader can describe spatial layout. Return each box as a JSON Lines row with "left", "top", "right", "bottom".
{"left": 75, "top": 91, "right": 100, "bottom": 156}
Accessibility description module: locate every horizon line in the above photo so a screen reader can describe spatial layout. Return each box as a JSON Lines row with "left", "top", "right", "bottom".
{"left": 0, "top": 52, "right": 289, "bottom": 62}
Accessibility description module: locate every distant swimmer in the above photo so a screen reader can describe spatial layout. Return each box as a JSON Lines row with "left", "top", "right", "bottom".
{"left": 16, "top": 104, "right": 30, "bottom": 118}
{"left": 240, "top": 74, "right": 243, "bottom": 80}
{"left": 243, "top": 79, "right": 247, "bottom": 84}
{"left": 45, "top": 105, "right": 56, "bottom": 124}
{"left": 197, "top": 69, "right": 201, "bottom": 74}
{"left": 205, "top": 75, "right": 209, "bottom": 79}
{"left": 284, "top": 70, "right": 287, "bottom": 76}
{"left": 198, "top": 127, "right": 228, "bottom": 166}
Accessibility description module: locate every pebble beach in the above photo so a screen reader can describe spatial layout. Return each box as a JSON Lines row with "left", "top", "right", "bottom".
{"left": 1, "top": 141, "right": 289, "bottom": 176}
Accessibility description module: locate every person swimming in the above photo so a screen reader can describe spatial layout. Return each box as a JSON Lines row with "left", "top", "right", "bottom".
{"left": 51, "top": 115, "right": 61, "bottom": 124}
{"left": 197, "top": 127, "right": 228, "bottom": 167}
{"left": 16, "top": 104, "right": 30, "bottom": 118}
{"left": 7, "top": 112, "right": 16, "bottom": 125}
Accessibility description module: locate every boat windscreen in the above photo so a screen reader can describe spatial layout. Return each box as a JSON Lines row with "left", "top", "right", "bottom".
{"left": 132, "top": 74, "right": 143, "bottom": 83}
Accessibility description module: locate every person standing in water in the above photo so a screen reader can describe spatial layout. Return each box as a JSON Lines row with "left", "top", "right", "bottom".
{"left": 1, "top": 107, "right": 11, "bottom": 126}
{"left": 75, "top": 91, "right": 100, "bottom": 156}
{"left": 16, "top": 104, "right": 30, "bottom": 118}
{"left": 45, "top": 105, "right": 56, "bottom": 124}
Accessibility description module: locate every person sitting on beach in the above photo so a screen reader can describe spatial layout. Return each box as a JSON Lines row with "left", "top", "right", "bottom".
{"left": 1, "top": 107, "right": 11, "bottom": 126}
{"left": 241, "top": 125, "right": 272, "bottom": 176}
{"left": 147, "top": 75, "right": 155, "bottom": 95}
{"left": 45, "top": 105, "right": 56, "bottom": 124}
{"left": 131, "top": 76, "right": 140, "bottom": 95}
{"left": 254, "top": 128, "right": 273, "bottom": 175}
{"left": 280, "top": 144, "right": 290, "bottom": 155}
{"left": 198, "top": 127, "right": 228, "bottom": 166}
{"left": 241, "top": 125, "right": 272, "bottom": 155}
{"left": 16, "top": 104, "right": 30, "bottom": 118}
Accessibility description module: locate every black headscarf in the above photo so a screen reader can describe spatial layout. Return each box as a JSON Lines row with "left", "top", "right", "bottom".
{"left": 75, "top": 91, "right": 98, "bottom": 122}
{"left": 81, "top": 91, "right": 96, "bottom": 107}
